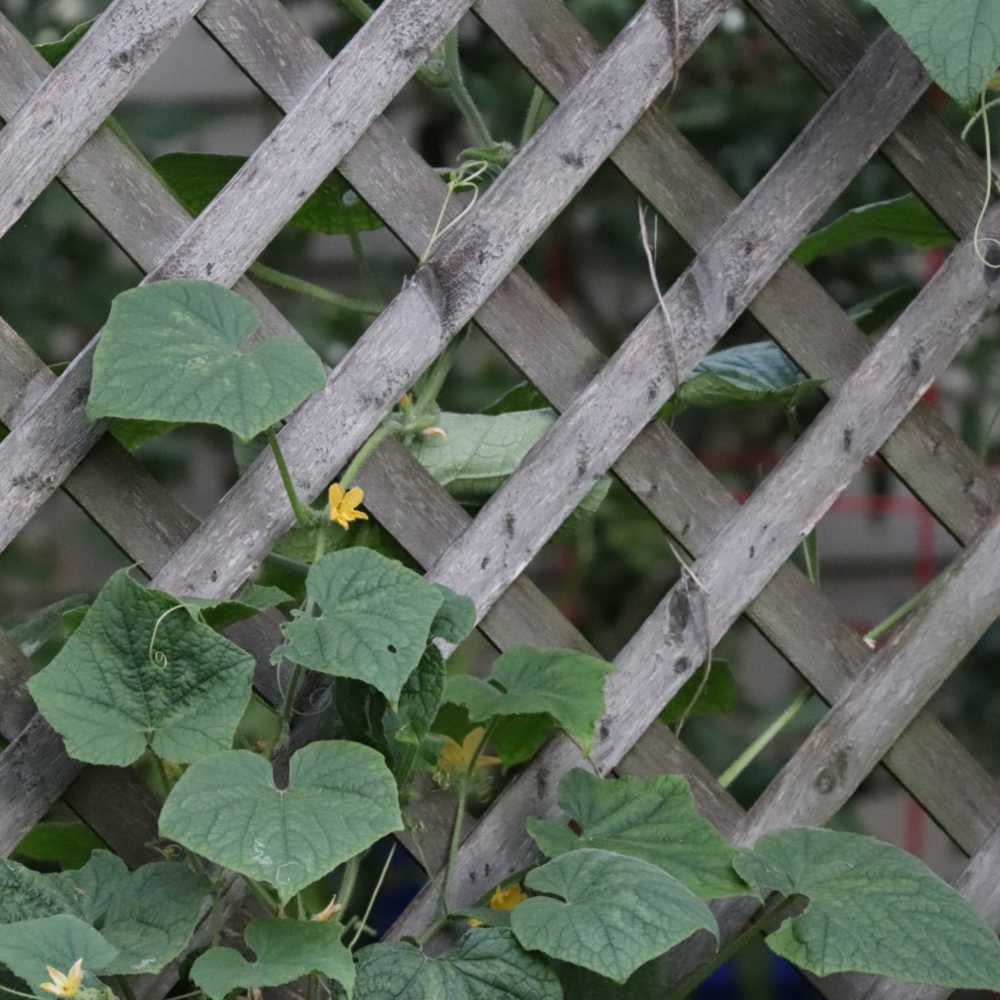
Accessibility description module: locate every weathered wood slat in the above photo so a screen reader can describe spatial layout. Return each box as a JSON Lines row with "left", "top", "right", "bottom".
{"left": 388, "top": 197, "right": 1000, "bottom": 943}
{"left": 0, "top": 0, "right": 205, "bottom": 242}
{"left": 479, "top": 0, "right": 1000, "bottom": 547}
{"left": 203, "top": 0, "right": 1000, "bottom": 863}
{"left": 0, "top": 0, "right": 475, "bottom": 556}
{"left": 141, "top": 0, "right": 728, "bottom": 600}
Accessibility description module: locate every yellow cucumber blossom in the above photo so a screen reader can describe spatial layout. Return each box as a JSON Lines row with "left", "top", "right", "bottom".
{"left": 41, "top": 958, "right": 84, "bottom": 997}
{"left": 470, "top": 882, "right": 528, "bottom": 926}
{"left": 328, "top": 482, "right": 368, "bottom": 530}
{"left": 437, "top": 727, "right": 501, "bottom": 776}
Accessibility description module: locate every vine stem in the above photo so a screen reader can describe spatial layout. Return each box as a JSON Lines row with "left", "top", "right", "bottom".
{"left": 443, "top": 31, "right": 493, "bottom": 147}
{"left": 520, "top": 85, "right": 551, "bottom": 147}
{"left": 664, "top": 894, "right": 798, "bottom": 1000}
{"left": 438, "top": 720, "right": 498, "bottom": 917}
{"left": 249, "top": 262, "right": 383, "bottom": 315}
{"left": 339, "top": 424, "right": 393, "bottom": 489}
{"left": 337, "top": 853, "right": 362, "bottom": 921}
{"left": 348, "top": 843, "right": 397, "bottom": 949}
{"left": 268, "top": 428, "right": 312, "bottom": 528}
{"left": 243, "top": 876, "right": 281, "bottom": 915}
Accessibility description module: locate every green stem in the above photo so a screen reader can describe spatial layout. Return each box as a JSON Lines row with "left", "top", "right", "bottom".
{"left": 415, "top": 913, "right": 449, "bottom": 947}
{"left": 443, "top": 31, "right": 492, "bottom": 146}
{"left": 665, "top": 895, "right": 796, "bottom": 1000}
{"left": 520, "top": 85, "right": 551, "bottom": 147}
{"left": 154, "top": 753, "right": 174, "bottom": 798}
{"left": 864, "top": 585, "right": 926, "bottom": 643}
{"left": 412, "top": 326, "right": 466, "bottom": 418}
{"left": 115, "top": 977, "right": 137, "bottom": 1000}
{"left": 339, "top": 424, "right": 394, "bottom": 488}
{"left": 438, "top": 720, "right": 498, "bottom": 917}
{"left": 0, "top": 988, "right": 42, "bottom": 999}
{"left": 249, "top": 262, "right": 383, "bottom": 315}
{"left": 339, "top": 0, "right": 373, "bottom": 22}
{"left": 243, "top": 875, "right": 281, "bottom": 915}
{"left": 337, "top": 853, "right": 363, "bottom": 921}
{"left": 718, "top": 688, "right": 813, "bottom": 789}
{"left": 348, "top": 843, "right": 397, "bottom": 949}
{"left": 268, "top": 428, "right": 313, "bottom": 528}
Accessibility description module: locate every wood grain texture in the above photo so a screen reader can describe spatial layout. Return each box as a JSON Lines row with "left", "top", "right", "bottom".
{"left": 0, "top": 0, "right": 473, "bottom": 557}
{"left": 206, "top": 0, "right": 1000, "bottom": 866}
{"left": 0, "top": 0, "right": 205, "bottom": 241}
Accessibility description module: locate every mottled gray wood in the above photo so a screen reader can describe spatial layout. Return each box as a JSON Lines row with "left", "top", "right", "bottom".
{"left": 203, "top": 0, "right": 1000, "bottom": 862}
{"left": 425, "top": 29, "right": 927, "bottom": 619}
{"left": 142, "top": 0, "right": 728, "bottom": 599}
{"left": 479, "top": 0, "right": 1000, "bottom": 546}
{"left": 0, "top": 0, "right": 205, "bottom": 242}
{"left": 389, "top": 197, "right": 1000, "bottom": 939}
{"left": 0, "top": 0, "right": 474, "bottom": 556}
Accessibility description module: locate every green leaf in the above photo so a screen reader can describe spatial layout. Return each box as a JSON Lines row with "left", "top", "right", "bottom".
{"left": 430, "top": 584, "right": 477, "bottom": 644}
{"left": 86, "top": 279, "right": 326, "bottom": 441}
{"left": 527, "top": 770, "right": 747, "bottom": 900}
{"left": 0, "top": 854, "right": 209, "bottom": 975}
{"left": 354, "top": 928, "right": 562, "bottom": 1000}
{"left": 848, "top": 286, "right": 918, "bottom": 333}
{"left": 734, "top": 827, "right": 1000, "bottom": 986}
{"left": 865, "top": 0, "right": 1000, "bottom": 106}
{"left": 444, "top": 646, "right": 612, "bottom": 754}
{"left": 0, "top": 916, "right": 117, "bottom": 998}
{"left": 3, "top": 595, "right": 89, "bottom": 658}
{"left": 659, "top": 341, "right": 822, "bottom": 420}
{"left": 13, "top": 823, "right": 105, "bottom": 872}
{"left": 384, "top": 645, "right": 446, "bottom": 764}
{"left": 275, "top": 549, "right": 443, "bottom": 706}
{"left": 153, "top": 153, "right": 382, "bottom": 235}
{"left": 511, "top": 849, "right": 717, "bottom": 983}
{"left": 109, "top": 419, "right": 183, "bottom": 451}
{"left": 490, "top": 713, "right": 556, "bottom": 767}
{"left": 407, "top": 410, "right": 611, "bottom": 514}
{"left": 793, "top": 195, "right": 955, "bottom": 265}
{"left": 659, "top": 659, "right": 736, "bottom": 725}
{"left": 28, "top": 569, "right": 255, "bottom": 766}
{"left": 36, "top": 20, "right": 95, "bottom": 66}
{"left": 181, "top": 583, "right": 294, "bottom": 630}
{"left": 481, "top": 382, "right": 550, "bottom": 415}
{"left": 191, "top": 919, "right": 355, "bottom": 1000}
{"left": 159, "top": 741, "right": 403, "bottom": 903}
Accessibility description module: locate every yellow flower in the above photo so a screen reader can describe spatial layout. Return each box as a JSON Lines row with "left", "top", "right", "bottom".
{"left": 469, "top": 882, "right": 528, "bottom": 926}
{"left": 41, "top": 959, "right": 84, "bottom": 998}
{"left": 328, "top": 482, "right": 368, "bottom": 529}
{"left": 437, "top": 727, "right": 501, "bottom": 776}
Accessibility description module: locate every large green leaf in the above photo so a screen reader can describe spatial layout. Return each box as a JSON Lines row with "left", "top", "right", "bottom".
{"left": 444, "top": 647, "right": 612, "bottom": 755}
{"left": 191, "top": 919, "right": 355, "bottom": 1000}
{"left": 13, "top": 823, "right": 105, "bottom": 872}
{"left": 3, "top": 595, "right": 89, "bottom": 659}
{"left": 36, "top": 20, "right": 95, "bottom": 66}
{"left": 159, "top": 742, "right": 402, "bottom": 903}
{"left": 181, "top": 583, "right": 294, "bottom": 630}
{"left": 734, "top": 827, "right": 1000, "bottom": 987}
{"left": 275, "top": 549, "right": 443, "bottom": 706}
{"left": 0, "top": 916, "right": 117, "bottom": 998}
{"left": 354, "top": 928, "right": 562, "bottom": 1000}
{"left": 510, "top": 849, "right": 716, "bottom": 983}
{"left": 153, "top": 153, "right": 383, "bottom": 235}
{"left": 86, "top": 279, "right": 326, "bottom": 441}
{"left": 430, "top": 584, "right": 477, "bottom": 644}
{"left": 793, "top": 195, "right": 954, "bottom": 265}
{"left": 660, "top": 341, "right": 822, "bottom": 420}
{"left": 383, "top": 644, "right": 446, "bottom": 777}
{"left": 28, "top": 570, "right": 254, "bottom": 766}
{"left": 526, "top": 770, "right": 747, "bottom": 900}
{"left": 866, "top": 0, "right": 1000, "bottom": 106}
{"left": 0, "top": 853, "right": 209, "bottom": 976}
{"left": 407, "top": 410, "right": 611, "bottom": 511}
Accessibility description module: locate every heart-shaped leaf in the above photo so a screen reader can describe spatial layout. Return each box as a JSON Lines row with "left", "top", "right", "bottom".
{"left": 191, "top": 919, "right": 354, "bottom": 1000}
{"left": 734, "top": 827, "right": 1000, "bottom": 987}
{"left": 275, "top": 549, "right": 443, "bottom": 706}
{"left": 28, "top": 570, "right": 255, "bottom": 766}
{"left": 86, "top": 279, "right": 326, "bottom": 441}
{"left": 354, "top": 928, "right": 562, "bottom": 1000}
{"left": 527, "top": 770, "right": 747, "bottom": 900}
{"left": 430, "top": 584, "right": 477, "bottom": 644}
{"left": 0, "top": 916, "right": 117, "bottom": 998}
{"left": 866, "top": 0, "right": 1000, "bottom": 107}
{"left": 0, "top": 853, "right": 209, "bottom": 976}
{"left": 153, "top": 153, "right": 383, "bottom": 235}
{"left": 383, "top": 644, "right": 446, "bottom": 779}
{"left": 159, "top": 742, "right": 402, "bottom": 903}
{"left": 444, "top": 647, "right": 612, "bottom": 754}
{"left": 510, "top": 849, "right": 716, "bottom": 983}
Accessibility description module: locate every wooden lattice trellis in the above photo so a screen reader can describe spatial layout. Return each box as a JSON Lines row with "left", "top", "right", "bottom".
{"left": 2, "top": 0, "right": 1000, "bottom": 997}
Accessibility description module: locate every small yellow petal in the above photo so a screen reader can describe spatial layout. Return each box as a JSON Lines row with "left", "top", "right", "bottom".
{"left": 490, "top": 883, "right": 528, "bottom": 911}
